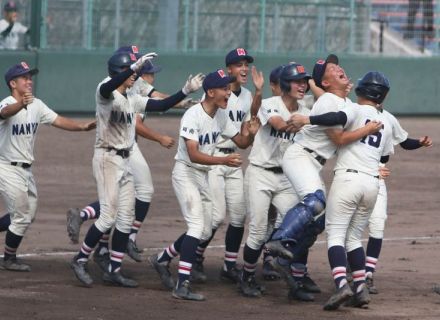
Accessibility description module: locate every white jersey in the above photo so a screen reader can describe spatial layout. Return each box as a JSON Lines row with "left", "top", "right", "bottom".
{"left": 383, "top": 109, "right": 408, "bottom": 148}
{"left": 334, "top": 103, "right": 394, "bottom": 177}
{"left": 130, "top": 78, "right": 155, "bottom": 98}
{"left": 249, "top": 96, "right": 310, "bottom": 167}
{"left": 0, "top": 96, "right": 57, "bottom": 163}
{"left": 95, "top": 77, "right": 149, "bottom": 150}
{"left": 0, "top": 19, "right": 28, "bottom": 49}
{"left": 215, "top": 87, "right": 252, "bottom": 149}
{"left": 294, "top": 92, "right": 351, "bottom": 160}
{"left": 175, "top": 103, "right": 239, "bottom": 171}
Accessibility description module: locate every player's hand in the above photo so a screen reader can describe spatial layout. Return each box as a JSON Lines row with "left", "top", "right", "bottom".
{"left": 287, "top": 114, "right": 309, "bottom": 128}
{"left": 81, "top": 120, "right": 97, "bottom": 131}
{"left": 251, "top": 66, "right": 264, "bottom": 92}
{"left": 419, "top": 135, "right": 433, "bottom": 147}
{"left": 246, "top": 116, "right": 261, "bottom": 136}
{"left": 365, "top": 120, "right": 382, "bottom": 134}
{"left": 130, "top": 52, "right": 158, "bottom": 72}
{"left": 378, "top": 164, "right": 390, "bottom": 179}
{"left": 223, "top": 153, "right": 242, "bottom": 167}
{"left": 345, "top": 81, "right": 353, "bottom": 97}
{"left": 159, "top": 135, "right": 175, "bottom": 149}
{"left": 22, "top": 92, "right": 34, "bottom": 106}
{"left": 182, "top": 73, "right": 205, "bottom": 95}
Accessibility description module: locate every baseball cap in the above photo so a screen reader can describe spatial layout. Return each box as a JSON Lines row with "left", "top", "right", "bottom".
{"left": 312, "top": 54, "right": 339, "bottom": 89}
{"left": 4, "top": 1, "right": 17, "bottom": 12}
{"left": 225, "top": 48, "right": 254, "bottom": 66}
{"left": 115, "top": 45, "right": 141, "bottom": 59}
{"left": 138, "top": 60, "right": 162, "bottom": 75}
{"left": 269, "top": 65, "right": 285, "bottom": 84}
{"left": 4, "top": 62, "right": 39, "bottom": 85}
{"left": 202, "top": 69, "right": 236, "bottom": 92}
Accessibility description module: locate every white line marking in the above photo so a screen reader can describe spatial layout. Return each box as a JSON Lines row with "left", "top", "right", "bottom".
{"left": 6, "top": 235, "right": 440, "bottom": 259}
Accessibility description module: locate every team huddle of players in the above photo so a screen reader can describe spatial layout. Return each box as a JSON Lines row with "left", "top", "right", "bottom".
{"left": 0, "top": 45, "right": 433, "bottom": 310}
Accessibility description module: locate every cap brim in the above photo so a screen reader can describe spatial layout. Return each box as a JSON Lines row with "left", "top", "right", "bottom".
{"left": 325, "top": 54, "right": 339, "bottom": 65}
{"left": 226, "top": 55, "right": 254, "bottom": 65}
{"left": 149, "top": 65, "right": 162, "bottom": 73}
{"left": 16, "top": 68, "right": 39, "bottom": 79}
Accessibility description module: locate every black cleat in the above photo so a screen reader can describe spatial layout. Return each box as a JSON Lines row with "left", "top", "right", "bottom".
{"left": 366, "top": 275, "right": 378, "bottom": 294}
{"left": 148, "top": 253, "right": 175, "bottom": 290}
{"left": 262, "top": 260, "right": 281, "bottom": 281}
{"left": 66, "top": 208, "right": 83, "bottom": 244}
{"left": 93, "top": 250, "right": 110, "bottom": 273}
{"left": 323, "top": 283, "right": 354, "bottom": 311}
{"left": 1, "top": 257, "right": 31, "bottom": 272}
{"left": 220, "top": 266, "right": 241, "bottom": 284}
{"left": 288, "top": 282, "right": 315, "bottom": 302}
{"left": 301, "top": 274, "right": 321, "bottom": 293}
{"left": 239, "top": 274, "right": 263, "bottom": 298}
{"left": 103, "top": 270, "right": 138, "bottom": 288}
{"left": 264, "top": 240, "right": 293, "bottom": 260}
{"left": 190, "top": 257, "right": 207, "bottom": 283}
{"left": 344, "top": 285, "right": 370, "bottom": 308}
{"left": 126, "top": 239, "right": 143, "bottom": 262}
{"left": 172, "top": 280, "right": 205, "bottom": 301}
{"left": 70, "top": 257, "right": 93, "bottom": 287}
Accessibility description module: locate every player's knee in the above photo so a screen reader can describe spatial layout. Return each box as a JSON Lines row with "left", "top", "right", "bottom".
{"left": 247, "top": 228, "right": 267, "bottom": 249}
{"left": 345, "top": 241, "right": 363, "bottom": 253}
{"left": 95, "top": 215, "right": 117, "bottom": 232}
{"left": 302, "top": 190, "right": 326, "bottom": 216}
{"left": 135, "top": 185, "right": 154, "bottom": 202}
{"left": 187, "top": 221, "right": 204, "bottom": 240}
{"left": 229, "top": 211, "right": 246, "bottom": 228}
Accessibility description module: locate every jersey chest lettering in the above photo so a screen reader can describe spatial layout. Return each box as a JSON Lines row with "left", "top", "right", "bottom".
{"left": 198, "top": 131, "right": 221, "bottom": 145}
{"left": 228, "top": 109, "right": 246, "bottom": 122}
{"left": 110, "top": 110, "right": 134, "bottom": 125}
{"left": 270, "top": 126, "right": 295, "bottom": 141}
{"left": 12, "top": 122, "right": 39, "bottom": 136}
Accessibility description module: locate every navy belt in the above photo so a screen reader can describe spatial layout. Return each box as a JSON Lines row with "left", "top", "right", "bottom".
{"left": 346, "top": 169, "right": 379, "bottom": 179}
{"left": 107, "top": 148, "right": 130, "bottom": 159}
{"left": 303, "top": 147, "right": 326, "bottom": 166}
{"left": 217, "top": 148, "right": 236, "bottom": 154}
{"left": 264, "top": 167, "right": 284, "bottom": 174}
{"left": 11, "top": 162, "right": 32, "bottom": 168}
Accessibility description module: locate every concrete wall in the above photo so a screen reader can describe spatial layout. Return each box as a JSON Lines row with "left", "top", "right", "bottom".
{"left": 1, "top": 50, "right": 439, "bottom": 115}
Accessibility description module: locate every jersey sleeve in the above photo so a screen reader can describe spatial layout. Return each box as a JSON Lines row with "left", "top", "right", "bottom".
{"left": 16, "top": 22, "right": 28, "bottom": 34}
{"left": 221, "top": 117, "right": 239, "bottom": 140}
{"left": 133, "top": 94, "right": 149, "bottom": 113}
{"left": 37, "top": 100, "right": 58, "bottom": 124}
{"left": 179, "top": 110, "right": 199, "bottom": 142}
{"left": 340, "top": 104, "right": 357, "bottom": 128}
{"left": 259, "top": 100, "right": 282, "bottom": 126}
{"left": 386, "top": 112, "right": 408, "bottom": 145}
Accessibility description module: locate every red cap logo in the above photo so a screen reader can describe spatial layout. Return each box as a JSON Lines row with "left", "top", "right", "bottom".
{"left": 131, "top": 45, "right": 139, "bottom": 54}
{"left": 21, "top": 62, "right": 29, "bottom": 69}
{"left": 217, "top": 69, "right": 225, "bottom": 78}
{"left": 297, "top": 65, "right": 305, "bottom": 73}
{"left": 129, "top": 53, "right": 137, "bottom": 61}
{"left": 316, "top": 60, "right": 325, "bottom": 65}
{"left": 237, "top": 48, "right": 246, "bottom": 56}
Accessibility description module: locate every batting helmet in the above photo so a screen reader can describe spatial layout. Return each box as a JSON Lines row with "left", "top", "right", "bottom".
{"left": 107, "top": 52, "right": 137, "bottom": 76}
{"left": 279, "top": 63, "right": 311, "bottom": 93}
{"left": 355, "top": 71, "right": 390, "bottom": 104}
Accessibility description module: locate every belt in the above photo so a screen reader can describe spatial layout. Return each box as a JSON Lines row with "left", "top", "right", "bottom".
{"left": 217, "top": 148, "right": 236, "bottom": 154}
{"left": 345, "top": 169, "right": 379, "bottom": 179}
{"left": 10, "top": 162, "right": 32, "bottom": 168}
{"left": 107, "top": 148, "right": 130, "bottom": 159}
{"left": 303, "top": 147, "right": 326, "bottom": 166}
{"left": 263, "top": 166, "right": 284, "bottom": 174}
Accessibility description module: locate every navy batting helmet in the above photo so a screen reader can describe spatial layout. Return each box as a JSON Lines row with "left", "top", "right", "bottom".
{"left": 279, "top": 63, "right": 311, "bottom": 93}
{"left": 355, "top": 71, "right": 390, "bottom": 104}
{"left": 107, "top": 52, "right": 137, "bottom": 76}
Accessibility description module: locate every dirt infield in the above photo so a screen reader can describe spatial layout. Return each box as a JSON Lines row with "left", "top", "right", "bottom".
{"left": 1, "top": 116, "right": 439, "bottom": 320}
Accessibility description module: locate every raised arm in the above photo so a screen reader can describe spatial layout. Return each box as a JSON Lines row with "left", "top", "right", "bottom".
{"left": 0, "top": 92, "right": 33, "bottom": 119}
{"left": 51, "top": 116, "right": 96, "bottom": 131}
{"left": 250, "top": 66, "right": 264, "bottom": 117}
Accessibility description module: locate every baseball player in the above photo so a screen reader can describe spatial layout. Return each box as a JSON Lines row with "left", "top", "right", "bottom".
{"left": 0, "top": 1, "right": 29, "bottom": 50}
{"left": 70, "top": 50, "right": 203, "bottom": 288}
{"left": 239, "top": 63, "right": 315, "bottom": 301}
{"left": 149, "top": 69, "right": 259, "bottom": 301}
{"left": 264, "top": 55, "right": 382, "bottom": 291}
{"left": 0, "top": 61, "right": 95, "bottom": 271}
{"left": 288, "top": 71, "right": 395, "bottom": 310}
{"left": 191, "top": 48, "right": 264, "bottom": 284}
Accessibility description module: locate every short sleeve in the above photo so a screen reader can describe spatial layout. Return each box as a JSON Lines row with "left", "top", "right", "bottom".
{"left": 133, "top": 94, "right": 149, "bottom": 113}
{"left": 221, "top": 117, "right": 239, "bottom": 139}
{"left": 259, "top": 100, "right": 283, "bottom": 126}
{"left": 386, "top": 112, "right": 408, "bottom": 145}
{"left": 179, "top": 110, "right": 199, "bottom": 142}
{"left": 37, "top": 100, "right": 58, "bottom": 124}
{"left": 341, "top": 105, "right": 357, "bottom": 128}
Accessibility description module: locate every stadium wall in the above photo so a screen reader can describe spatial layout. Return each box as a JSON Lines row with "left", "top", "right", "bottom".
{"left": 1, "top": 51, "right": 439, "bottom": 115}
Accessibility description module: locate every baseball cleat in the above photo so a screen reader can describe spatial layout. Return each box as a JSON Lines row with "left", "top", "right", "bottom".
{"left": 262, "top": 259, "right": 281, "bottom": 281}
{"left": 239, "top": 274, "right": 263, "bottom": 298}
{"left": 268, "top": 258, "right": 297, "bottom": 289}
{"left": 1, "top": 257, "right": 31, "bottom": 272}
{"left": 301, "top": 274, "right": 321, "bottom": 293}
{"left": 66, "top": 208, "right": 82, "bottom": 244}
{"left": 264, "top": 240, "right": 294, "bottom": 260}
{"left": 190, "top": 257, "right": 207, "bottom": 283}
{"left": 148, "top": 253, "right": 175, "bottom": 290}
{"left": 288, "top": 283, "right": 315, "bottom": 302}
{"left": 126, "top": 239, "right": 143, "bottom": 262}
{"left": 172, "top": 280, "right": 205, "bottom": 301}
{"left": 323, "top": 283, "right": 354, "bottom": 311}
{"left": 102, "top": 270, "right": 138, "bottom": 288}
{"left": 366, "top": 275, "right": 378, "bottom": 294}
{"left": 220, "top": 265, "right": 241, "bottom": 283}
{"left": 344, "top": 285, "right": 370, "bottom": 308}
{"left": 70, "top": 256, "right": 93, "bottom": 287}
{"left": 93, "top": 250, "right": 110, "bottom": 273}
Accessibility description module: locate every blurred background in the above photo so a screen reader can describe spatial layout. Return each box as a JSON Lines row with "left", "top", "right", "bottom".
{"left": 1, "top": 0, "right": 439, "bottom": 115}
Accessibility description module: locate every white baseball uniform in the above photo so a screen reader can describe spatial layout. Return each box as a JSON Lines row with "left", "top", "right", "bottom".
{"left": 325, "top": 103, "right": 394, "bottom": 252}
{"left": 130, "top": 78, "right": 155, "bottom": 98}
{"left": 0, "top": 19, "right": 28, "bottom": 50}
{"left": 173, "top": 103, "right": 239, "bottom": 240}
{"left": 244, "top": 96, "right": 309, "bottom": 250}
{"left": 0, "top": 96, "right": 57, "bottom": 236}
{"left": 282, "top": 92, "right": 351, "bottom": 198}
{"left": 208, "top": 87, "right": 252, "bottom": 229}
{"left": 368, "top": 110, "right": 408, "bottom": 239}
{"left": 93, "top": 77, "right": 149, "bottom": 234}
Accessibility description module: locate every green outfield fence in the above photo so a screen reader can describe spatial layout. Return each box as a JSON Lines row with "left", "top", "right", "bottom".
{"left": 1, "top": 50, "right": 439, "bottom": 115}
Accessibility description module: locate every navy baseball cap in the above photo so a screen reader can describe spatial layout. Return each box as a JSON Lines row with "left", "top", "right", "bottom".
{"left": 269, "top": 65, "right": 285, "bottom": 84}
{"left": 115, "top": 45, "right": 141, "bottom": 59}
{"left": 5, "top": 62, "right": 39, "bottom": 85}
{"left": 4, "top": 1, "right": 17, "bottom": 12}
{"left": 312, "top": 54, "right": 339, "bottom": 89}
{"left": 203, "top": 69, "right": 236, "bottom": 92}
{"left": 225, "top": 48, "right": 254, "bottom": 66}
{"left": 138, "top": 60, "right": 162, "bottom": 75}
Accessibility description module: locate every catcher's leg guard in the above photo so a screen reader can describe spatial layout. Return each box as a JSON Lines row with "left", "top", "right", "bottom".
{"left": 271, "top": 190, "right": 325, "bottom": 244}
{"left": 290, "top": 213, "right": 325, "bottom": 257}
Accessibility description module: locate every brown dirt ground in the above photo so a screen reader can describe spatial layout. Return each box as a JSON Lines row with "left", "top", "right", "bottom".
{"left": 1, "top": 116, "right": 440, "bottom": 320}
